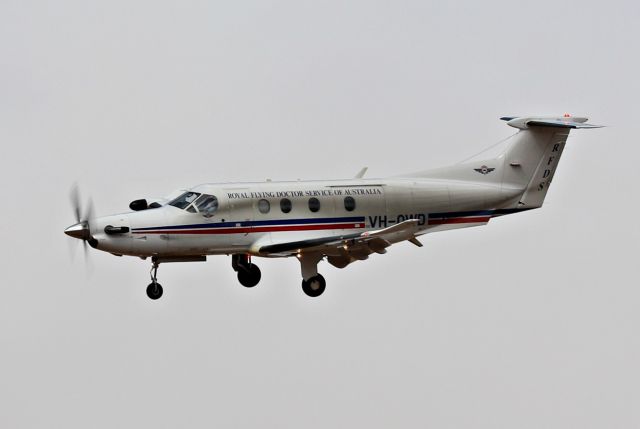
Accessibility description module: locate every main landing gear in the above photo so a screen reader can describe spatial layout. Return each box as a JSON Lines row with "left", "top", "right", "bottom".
{"left": 302, "top": 274, "right": 326, "bottom": 297}
{"left": 299, "top": 253, "right": 326, "bottom": 297}
{"left": 232, "top": 254, "right": 262, "bottom": 288}
{"left": 147, "top": 260, "right": 163, "bottom": 300}
{"left": 232, "top": 253, "right": 327, "bottom": 296}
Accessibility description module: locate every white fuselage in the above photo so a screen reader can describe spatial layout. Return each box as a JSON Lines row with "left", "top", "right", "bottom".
{"left": 91, "top": 177, "right": 522, "bottom": 258}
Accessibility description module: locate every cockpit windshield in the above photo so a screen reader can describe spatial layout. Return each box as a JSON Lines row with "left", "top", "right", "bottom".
{"left": 169, "top": 192, "right": 201, "bottom": 209}
{"left": 168, "top": 192, "right": 219, "bottom": 216}
{"left": 195, "top": 195, "right": 219, "bottom": 217}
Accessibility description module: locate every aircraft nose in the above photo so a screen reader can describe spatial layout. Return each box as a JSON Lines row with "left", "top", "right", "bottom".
{"left": 64, "top": 222, "right": 90, "bottom": 240}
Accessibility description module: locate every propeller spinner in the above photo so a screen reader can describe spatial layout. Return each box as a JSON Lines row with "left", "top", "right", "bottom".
{"left": 65, "top": 185, "right": 98, "bottom": 252}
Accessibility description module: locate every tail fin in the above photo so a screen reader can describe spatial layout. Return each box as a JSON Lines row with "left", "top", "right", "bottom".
{"left": 406, "top": 115, "right": 602, "bottom": 209}
{"left": 499, "top": 115, "right": 602, "bottom": 208}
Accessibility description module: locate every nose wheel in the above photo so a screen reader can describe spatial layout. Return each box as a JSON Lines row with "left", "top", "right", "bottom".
{"left": 146, "top": 260, "right": 163, "bottom": 300}
{"left": 146, "top": 282, "right": 163, "bottom": 300}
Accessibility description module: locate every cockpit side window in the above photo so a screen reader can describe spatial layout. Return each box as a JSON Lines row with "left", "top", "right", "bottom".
{"left": 169, "top": 192, "right": 201, "bottom": 209}
{"left": 195, "top": 195, "right": 219, "bottom": 217}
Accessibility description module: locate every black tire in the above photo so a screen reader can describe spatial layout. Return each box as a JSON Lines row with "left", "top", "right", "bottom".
{"left": 302, "top": 274, "right": 326, "bottom": 297}
{"left": 146, "top": 282, "right": 163, "bottom": 300}
{"left": 237, "top": 263, "right": 261, "bottom": 288}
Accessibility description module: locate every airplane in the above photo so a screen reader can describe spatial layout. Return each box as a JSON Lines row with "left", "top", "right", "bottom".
{"left": 64, "top": 115, "right": 602, "bottom": 300}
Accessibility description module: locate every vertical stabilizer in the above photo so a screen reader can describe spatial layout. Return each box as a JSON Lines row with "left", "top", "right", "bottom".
{"left": 500, "top": 116, "right": 602, "bottom": 209}
{"left": 501, "top": 127, "right": 570, "bottom": 208}
{"left": 405, "top": 115, "right": 602, "bottom": 210}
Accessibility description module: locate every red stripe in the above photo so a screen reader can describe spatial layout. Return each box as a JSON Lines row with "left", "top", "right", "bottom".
{"left": 132, "top": 223, "right": 364, "bottom": 235}
{"left": 428, "top": 216, "right": 490, "bottom": 225}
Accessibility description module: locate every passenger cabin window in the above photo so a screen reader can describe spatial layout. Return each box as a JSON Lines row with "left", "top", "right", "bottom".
{"left": 344, "top": 196, "right": 356, "bottom": 211}
{"left": 280, "top": 198, "right": 292, "bottom": 213}
{"left": 258, "top": 199, "right": 270, "bottom": 214}
{"left": 169, "top": 192, "right": 201, "bottom": 209}
{"left": 308, "top": 197, "right": 320, "bottom": 213}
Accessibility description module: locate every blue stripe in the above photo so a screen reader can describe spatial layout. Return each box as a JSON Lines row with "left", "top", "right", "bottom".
{"left": 132, "top": 216, "right": 366, "bottom": 232}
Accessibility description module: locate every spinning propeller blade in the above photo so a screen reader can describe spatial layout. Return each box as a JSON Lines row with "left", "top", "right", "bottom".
{"left": 70, "top": 184, "right": 82, "bottom": 224}
{"left": 86, "top": 197, "right": 94, "bottom": 224}
{"left": 66, "top": 184, "right": 97, "bottom": 259}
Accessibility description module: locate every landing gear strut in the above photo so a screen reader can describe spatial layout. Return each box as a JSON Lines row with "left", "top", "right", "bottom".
{"left": 146, "top": 260, "right": 163, "bottom": 300}
{"left": 299, "top": 253, "right": 326, "bottom": 297}
{"left": 232, "top": 254, "right": 261, "bottom": 288}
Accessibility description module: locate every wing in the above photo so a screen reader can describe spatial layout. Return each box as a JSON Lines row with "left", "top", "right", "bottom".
{"left": 257, "top": 219, "right": 422, "bottom": 268}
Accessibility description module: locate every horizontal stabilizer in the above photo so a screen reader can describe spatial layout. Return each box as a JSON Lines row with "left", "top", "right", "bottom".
{"left": 500, "top": 116, "right": 603, "bottom": 130}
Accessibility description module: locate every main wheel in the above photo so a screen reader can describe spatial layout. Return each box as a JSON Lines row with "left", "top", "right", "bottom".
{"left": 146, "top": 282, "right": 163, "bottom": 300}
{"left": 237, "top": 263, "right": 261, "bottom": 288}
{"left": 302, "top": 274, "right": 326, "bottom": 297}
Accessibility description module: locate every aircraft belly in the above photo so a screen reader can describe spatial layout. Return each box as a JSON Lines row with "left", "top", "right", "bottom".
{"left": 163, "top": 234, "right": 249, "bottom": 255}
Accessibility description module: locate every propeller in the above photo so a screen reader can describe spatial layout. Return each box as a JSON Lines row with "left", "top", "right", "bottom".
{"left": 66, "top": 184, "right": 97, "bottom": 257}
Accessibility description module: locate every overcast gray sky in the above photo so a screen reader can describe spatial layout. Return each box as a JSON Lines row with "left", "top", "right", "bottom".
{"left": 1, "top": 0, "right": 639, "bottom": 427}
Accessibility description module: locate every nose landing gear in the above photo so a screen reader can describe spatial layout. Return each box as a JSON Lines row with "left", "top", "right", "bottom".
{"left": 143, "top": 256, "right": 206, "bottom": 300}
{"left": 146, "top": 260, "right": 163, "bottom": 300}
